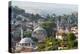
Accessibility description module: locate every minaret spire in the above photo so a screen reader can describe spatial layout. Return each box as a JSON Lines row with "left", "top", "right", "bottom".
{"left": 21, "top": 26, "right": 23, "bottom": 39}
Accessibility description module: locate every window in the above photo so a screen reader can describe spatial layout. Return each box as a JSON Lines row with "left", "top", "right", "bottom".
{"left": 22, "top": 43, "right": 25, "bottom": 46}
{"left": 32, "top": 43, "right": 35, "bottom": 45}
{"left": 25, "top": 43, "right": 30, "bottom": 46}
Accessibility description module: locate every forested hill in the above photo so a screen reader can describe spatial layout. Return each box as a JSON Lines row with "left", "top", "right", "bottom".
{"left": 10, "top": 6, "right": 78, "bottom": 27}
{"left": 11, "top": 6, "right": 44, "bottom": 21}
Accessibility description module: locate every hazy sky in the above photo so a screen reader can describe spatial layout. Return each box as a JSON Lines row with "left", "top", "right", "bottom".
{"left": 11, "top": 1, "right": 78, "bottom": 16}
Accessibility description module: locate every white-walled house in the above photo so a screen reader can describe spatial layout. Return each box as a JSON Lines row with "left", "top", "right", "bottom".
{"left": 56, "top": 33, "right": 63, "bottom": 40}
{"left": 56, "top": 28, "right": 65, "bottom": 40}
{"left": 71, "top": 26, "right": 78, "bottom": 37}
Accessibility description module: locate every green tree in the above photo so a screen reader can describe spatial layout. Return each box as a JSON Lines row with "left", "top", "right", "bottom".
{"left": 67, "top": 32, "right": 77, "bottom": 49}
{"left": 23, "top": 32, "right": 32, "bottom": 38}
{"left": 67, "top": 32, "right": 76, "bottom": 41}
{"left": 40, "top": 21, "right": 56, "bottom": 36}
{"left": 37, "top": 36, "right": 58, "bottom": 51}
{"left": 31, "top": 37, "right": 38, "bottom": 43}
{"left": 44, "top": 37, "right": 58, "bottom": 50}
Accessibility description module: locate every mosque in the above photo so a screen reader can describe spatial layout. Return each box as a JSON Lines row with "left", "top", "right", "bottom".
{"left": 15, "top": 25, "right": 47, "bottom": 52}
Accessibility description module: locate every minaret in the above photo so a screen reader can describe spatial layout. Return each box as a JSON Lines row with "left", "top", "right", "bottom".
{"left": 20, "top": 15, "right": 24, "bottom": 39}
{"left": 21, "top": 26, "right": 23, "bottom": 39}
{"left": 57, "top": 19, "right": 60, "bottom": 31}
{"left": 20, "top": 17, "right": 24, "bottom": 39}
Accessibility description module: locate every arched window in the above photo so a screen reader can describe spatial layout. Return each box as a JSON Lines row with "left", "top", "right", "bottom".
{"left": 25, "top": 43, "right": 30, "bottom": 46}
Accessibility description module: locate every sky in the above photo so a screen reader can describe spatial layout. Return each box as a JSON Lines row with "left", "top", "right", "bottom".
{"left": 11, "top": 1, "right": 78, "bottom": 16}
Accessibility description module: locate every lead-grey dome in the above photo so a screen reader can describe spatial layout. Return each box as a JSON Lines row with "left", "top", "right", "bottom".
{"left": 19, "top": 37, "right": 34, "bottom": 44}
{"left": 32, "top": 26, "right": 47, "bottom": 42}
{"left": 16, "top": 37, "right": 37, "bottom": 51}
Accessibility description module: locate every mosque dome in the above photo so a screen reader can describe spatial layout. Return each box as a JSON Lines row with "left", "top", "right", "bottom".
{"left": 32, "top": 26, "right": 47, "bottom": 42}
{"left": 19, "top": 37, "right": 34, "bottom": 44}
{"left": 16, "top": 37, "right": 37, "bottom": 52}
